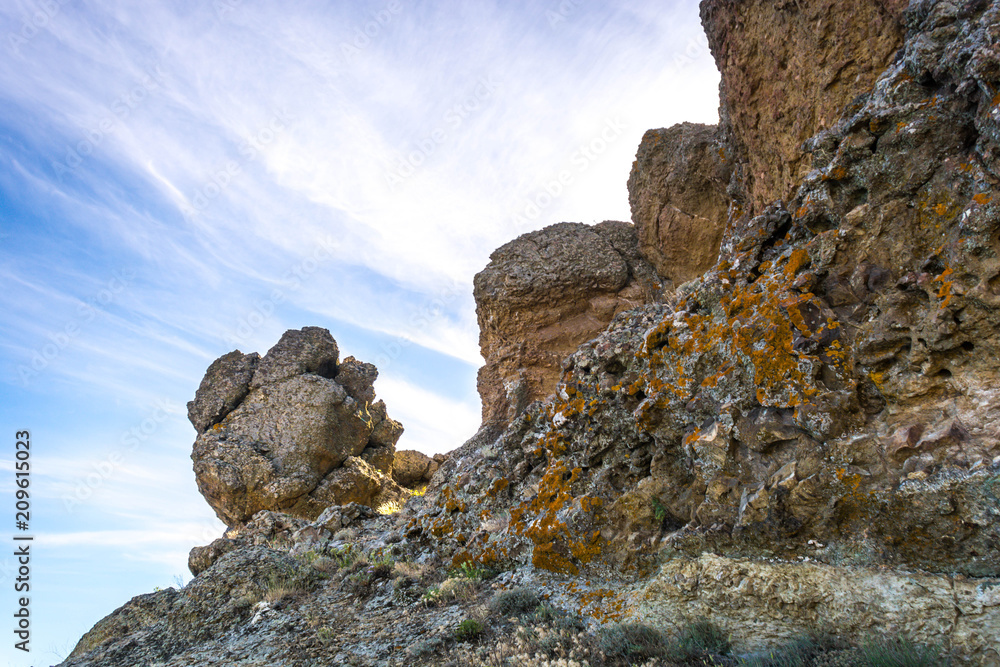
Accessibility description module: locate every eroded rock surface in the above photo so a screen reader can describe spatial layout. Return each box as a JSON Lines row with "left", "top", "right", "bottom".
{"left": 474, "top": 221, "right": 662, "bottom": 430}
{"left": 392, "top": 449, "right": 444, "bottom": 488}
{"left": 61, "top": 1, "right": 1000, "bottom": 665}
{"left": 190, "top": 328, "right": 406, "bottom": 527}
{"left": 701, "top": 0, "right": 908, "bottom": 214}
{"left": 410, "top": 0, "right": 1000, "bottom": 585}
{"left": 65, "top": 546, "right": 316, "bottom": 666}
{"left": 637, "top": 554, "right": 1000, "bottom": 662}
{"left": 627, "top": 123, "right": 732, "bottom": 286}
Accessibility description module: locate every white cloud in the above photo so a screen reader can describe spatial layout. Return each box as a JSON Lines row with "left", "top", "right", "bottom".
{"left": 376, "top": 376, "right": 482, "bottom": 456}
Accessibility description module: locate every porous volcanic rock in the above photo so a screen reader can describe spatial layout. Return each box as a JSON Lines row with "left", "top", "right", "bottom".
{"left": 190, "top": 328, "right": 406, "bottom": 527}
{"left": 187, "top": 350, "right": 260, "bottom": 434}
{"left": 411, "top": 0, "right": 1000, "bottom": 585}
{"left": 701, "top": 0, "right": 908, "bottom": 215}
{"left": 474, "top": 221, "right": 662, "bottom": 430}
{"left": 627, "top": 123, "right": 732, "bottom": 285}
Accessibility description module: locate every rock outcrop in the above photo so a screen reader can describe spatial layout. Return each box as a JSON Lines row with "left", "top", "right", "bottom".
{"left": 392, "top": 449, "right": 444, "bottom": 489}
{"left": 190, "top": 327, "right": 406, "bottom": 527}
{"left": 414, "top": 0, "right": 1000, "bottom": 587}
{"left": 627, "top": 123, "right": 732, "bottom": 286}
{"left": 66, "top": 546, "right": 319, "bottom": 665}
{"left": 638, "top": 553, "right": 1000, "bottom": 659}
{"left": 701, "top": 0, "right": 908, "bottom": 215}
{"left": 474, "top": 221, "right": 662, "bottom": 429}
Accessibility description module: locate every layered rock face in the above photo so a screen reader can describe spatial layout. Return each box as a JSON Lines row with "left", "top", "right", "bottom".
{"left": 189, "top": 327, "right": 405, "bottom": 527}
{"left": 474, "top": 221, "right": 662, "bottom": 429}
{"left": 701, "top": 0, "right": 908, "bottom": 215}
{"left": 627, "top": 123, "right": 732, "bottom": 286}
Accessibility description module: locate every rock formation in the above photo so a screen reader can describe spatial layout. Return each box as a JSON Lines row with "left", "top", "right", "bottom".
{"left": 189, "top": 327, "right": 406, "bottom": 527}
{"left": 700, "top": 0, "right": 909, "bottom": 215}
{"left": 392, "top": 449, "right": 444, "bottom": 489}
{"left": 474, "top": 221, "right": 662, "bottom": 430}
{"left": 62, "top": 1, "right": 1000, "bottom": 665}
{"left": 415, "top": 0, "right": 1000, "bottom": 575}
{"left": 627, "top": 123, "right": 732, "bottom": 286}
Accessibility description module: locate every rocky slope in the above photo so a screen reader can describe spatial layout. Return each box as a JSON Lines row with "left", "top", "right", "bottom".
{"left": 62, "top": 0, "right": 1000, "bottom": 665}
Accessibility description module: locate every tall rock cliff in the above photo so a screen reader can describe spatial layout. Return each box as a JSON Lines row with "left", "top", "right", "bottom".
{"left": 702, "top": 0, "right": 909, "bottom": 215}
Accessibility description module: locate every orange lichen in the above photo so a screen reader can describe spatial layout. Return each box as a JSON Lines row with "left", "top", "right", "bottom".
{"left": 933, "top": 267, "right": 955, "bottom": 308}
{"left": 484, "top": 477, "right": 509, "bottom": 499}
{"left": 973, "top": 193, "right": 993, "bottom": 205}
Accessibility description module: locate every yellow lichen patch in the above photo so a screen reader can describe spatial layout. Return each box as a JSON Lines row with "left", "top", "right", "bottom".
{"left": 577, "top": 587, "right": 631, "bottom": 624}
{"left": 438, "top": 486, "right": 467, "bottom": 514}
{"left": 508, "top": 455, "right": 604, "bottom": 576}
{"left": 974, "top": 193, "right": 993, "bottom": 205}
{"left": 484, "top": 477, "right": 509, "bottom": 499}
{"left": 933, "top": 267, "right": 955, "bottom": 308}
{"left": 835, "top": 467, "right": 878, "bottom": 522}
{"left": 822, "top": 165, "right": 848, "bottom": 181}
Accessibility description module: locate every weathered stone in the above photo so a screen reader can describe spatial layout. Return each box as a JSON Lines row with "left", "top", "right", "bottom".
{"left": 413, "top": 0, "right": 1000, "bottom": 581}
{"left": 474, "top": 221, "right": 662, "bottom": 428}
{"left": 701, "top": 0, "right": 908, "bottom": 214}
{"left": 249, "top": 326, "right": 339, "bottom": 389}
{"left": 190, "top": 328, "right": 404, "bottom": 527}
{"left": 65, "top": 547, "right": 314, "bottom": 666}
{"left": 335, "top": 356, "right": 377, "bottom": 405}
{"left": 312, "top": 501, "right": 377, "bottom": 531}
{"left": 637, "top": 553, "right": 1000, "bottom": 662}
{"left": 187, "top": 537, "right": 236, "bottom": 576}
{"left": 392, "top": 449, "right": 440, "bottom": 488}
{"left": 627, "top": 123, "right": 732, "bottom": 285}
{"left": 186, "top": 351, "right": 260, "bottom": 433}
{"left": 369, "top": 399, "right": 404, "bottom": 448}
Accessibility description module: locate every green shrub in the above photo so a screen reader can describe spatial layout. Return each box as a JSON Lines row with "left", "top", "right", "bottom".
{"left": 487, "top": 587, "right": 540, "bottom": 618}
{"left": 455, "top": 618, "right": 484, "bottom": 642}
{"left": 329, "top": 545, "right": 358, "bottom": 569}
{"left": 666, "top": 618, "right": 731, "bottom": 662}
{"left": 597, "top": 622, "right": 670, "bottom": 662}
{"left": 450, "top": 561, "right": 491, "bottom": 581}
{"left": 856, "top": 637, "right": 947, "bottom": 666}
{"left": 316, "top": 626, "right": 335, "bottom": 645}
{"left": 421, "top": 577, "right": 480, "bottom": 606}
{"left": 737, "top": 634, "right": 848, "bottom": 666}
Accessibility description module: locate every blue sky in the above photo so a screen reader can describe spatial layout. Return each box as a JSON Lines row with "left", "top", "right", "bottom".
{"left": 0, "top": 1, "right": 718, "bottom": 663}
